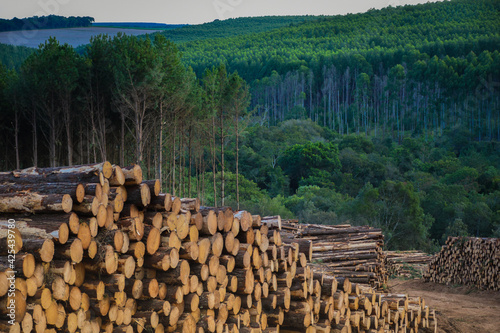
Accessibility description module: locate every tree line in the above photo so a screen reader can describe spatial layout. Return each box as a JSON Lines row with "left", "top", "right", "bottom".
{"left": 0, "top": 34, "right": 249, "bottom": 211}
{"left": 0, "top": 15, "right": 94, "bottom": 32}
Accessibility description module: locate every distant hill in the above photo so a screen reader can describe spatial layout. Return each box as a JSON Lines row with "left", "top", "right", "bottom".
{"left": 172, "top": 0, "right": 499, "bottom": 140}
{"left": 159, "top": 16, "right": 323, "bottom": 43}
{"left": 176, "top": 0, "right": 500, "bottom": 81}
{"left": 0, "top": 15, "right": 94, "bottom": 32}
{"left": 93, "top": 22, "right": 186, "bottom": 30}
{"left": 0, "top": 15, "right": 324, "bottom": 68}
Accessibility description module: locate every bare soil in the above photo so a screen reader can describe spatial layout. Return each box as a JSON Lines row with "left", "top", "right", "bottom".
{"left": 388, "top": 279, "right": 500, "bottom": 333}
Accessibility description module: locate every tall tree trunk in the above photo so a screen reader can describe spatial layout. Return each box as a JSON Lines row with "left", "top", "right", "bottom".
{"left": 135, "top": 100, "right": 141, "bottom": 164}
{"left": 172, "top": 117, "right": 177, "bottom": 196}
{"left": 32, "top": 105, "right": 38, "bottom": 167}
{"left": 202, "top": 155, "right": 206, "bottom": 206}
{"left": 188, "top": 125, "right": 192, "bottom": 198}
{"left": 179, "top": 123, "right": 184, "bottom": 197}
{"left": 14, "top": 108, "right": 20, "bottom": 170}
{"left": 159, "top": 101, "right": 163, "bottom": 187}
{"left": 220, "top": 109, "right": 225, "bottom": 207}
{"left": 236, "top": 109, "right": 240, "bottom": 210}
{"left": 86, "top": 122, "right": 91, "bottom": 164}
{"left": 120, "top": 110, "right": 125, "bottom": 166}
{"left": 212, "top": 115, "right": 217, "bottom": 207}
{"left": 50, "top": 113, "right": 56, "bottom": 168}
{"left": 64, "top": 108, "right": 72, "bottom": 166}
{"left": 79, "top": 120, "right": 83, "bottom": 165}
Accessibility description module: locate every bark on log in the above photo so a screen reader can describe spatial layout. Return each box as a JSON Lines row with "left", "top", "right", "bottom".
{"left": 0, "top": 192, "right": 72, "bottom": 213}
{"left": 0, "top": 162, "right": 113, "bottom": 184}
{"left": 0, "top": 182, "right": 85, "bottom": 203}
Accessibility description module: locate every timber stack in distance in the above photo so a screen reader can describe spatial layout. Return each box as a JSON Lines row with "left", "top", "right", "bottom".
{"left": 276, "top": 220, "right": 388, "bottom": 289}
{"left": 386, "top": 251, "right": 434, "bottom": 279}
{"left": 0, "top": 162, "right": 437, "bottom": 332}
{"left": 424, "top": 236, "right": 500, "bottom": 291}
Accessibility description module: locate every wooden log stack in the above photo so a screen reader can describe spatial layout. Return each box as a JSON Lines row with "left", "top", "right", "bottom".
{"left": 273, "top": 220, "right": 388, "bottom": 289}
{"left": 424, "top": 236, "right": 500, "bottom": 291}
{"left": 386, "top": 251, "right": 434, "bottom": 279}
{"left": 0, "top": 162, "right": 437, "bottom": 332}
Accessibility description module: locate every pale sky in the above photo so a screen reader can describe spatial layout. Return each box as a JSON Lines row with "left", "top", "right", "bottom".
{"left": 1, "top": 0, "right": 444, "bottom": 24}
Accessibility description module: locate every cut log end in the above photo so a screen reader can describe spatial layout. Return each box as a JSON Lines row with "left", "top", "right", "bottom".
{"left": 62, "top": 194, "right": 73, "bottom": 213}
{"left": 102, "top": 161, "right": 113, "bottom": 179}
{"left": 75, "top": 184, "right": 85, "bottom": 203}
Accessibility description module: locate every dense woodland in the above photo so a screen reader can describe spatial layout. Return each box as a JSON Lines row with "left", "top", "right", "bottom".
{"left": 0, "top": 0, "right": 499, "bottom": 251}
{"left": 0, "top": 15, "right": 94, "bottom": 32}
{"left": 0, "top": 44, "right": 33, "bottom": 69}
{"left": 175, "top": 0, "right": 500, "bottom": 141}
{"left": 158, "top": 16, "right": 322, "bottom": 43}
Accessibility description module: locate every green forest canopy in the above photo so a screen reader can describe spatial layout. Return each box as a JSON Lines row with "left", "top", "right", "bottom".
{"left": 0, "top": 0, "right": 499, "bottom": 251}
{"left": 158, "top": 16, "right": 322, "bottom": 43}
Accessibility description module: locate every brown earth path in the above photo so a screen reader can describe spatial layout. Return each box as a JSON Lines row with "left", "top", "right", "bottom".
{"left": 388, "top": 279, "right": 500, "bottom": 333}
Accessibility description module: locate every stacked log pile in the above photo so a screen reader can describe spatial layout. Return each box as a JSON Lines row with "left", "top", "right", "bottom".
{"left": 0, "top": 162, "right": 437, "bottom": 332}
{"left": 386, "top": 251, "right": 434, "bottom": 279}
{"left": 424, "top": 236, "right": 500, "bottom": 291}
{"left": 273, "top": 220, "right": 388, "bottom": 289}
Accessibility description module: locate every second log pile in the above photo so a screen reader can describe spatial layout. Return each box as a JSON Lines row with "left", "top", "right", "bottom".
{"left": 386, "top": 251, "right": 434, "bottom": 279}
{"left": 424, "top": 236, "right": 500, "bottom": 291}
{"left": 0, "top": 162, "right": 437, "bottom": 333}
{"left": 275, "top": 220, "right": 388, "bottom": 289}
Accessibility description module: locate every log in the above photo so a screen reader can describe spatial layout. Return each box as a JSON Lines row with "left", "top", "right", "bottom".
{"left": 148, "top": 192, "right": 172, "bottom": 211}
{"left": 0, "top": 289, "right": 27, "bottom": 323}
{"left": 0, "top": 182, "right": 85, "bottom": 203}
{"left": 126, "top": 183, "right": 151, "bottom": 207}
{"left": 0, "top": 226, "right": 23, "bottom": 254}
{"left": 262, "top": 216, "right": 281, "bottom": 230}
{"left": 122, "top": 165, "right": 143, "bottom": 185}
{"left": 0, "top": 192, "right": 72, "bottom": 213}
{"left": 18, "top": 238, "right": 54, "bottom": 262}
{"left": 71, "top": 195, "right": 100, "bottom": 215}
{"left": 0, "top": 162, "right": 113, "bottom": 184}
{"left": 156, "top": 259, "right": 190, "bottom": 285}
{"left": 180, "top": 197, "right": 200, "bottom": 212}
{"left": 234, "top": 210, "right": 252, "bottom": 232}
{"left": 143, "top": 179, "right": 161, "bottom": 197}
{"left": 199, "top": 209, "right": 217, "bottom": 235}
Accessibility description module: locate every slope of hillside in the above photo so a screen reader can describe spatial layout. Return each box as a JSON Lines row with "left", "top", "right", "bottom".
{"left": 0, "top": 15, "right": 323, "bottom": 68}
{"left": 177, "top": 0, "right": 499, "bottom": 81}
{"left": 159, "top": 15, "right": 323, "bottom": 43}
{"left": 173, "top": 0, "right": 499, "bottom": 143}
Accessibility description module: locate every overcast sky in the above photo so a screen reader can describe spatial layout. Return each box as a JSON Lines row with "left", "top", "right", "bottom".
{"left": 1, "top": 0, "right": 444, "bottom": 24}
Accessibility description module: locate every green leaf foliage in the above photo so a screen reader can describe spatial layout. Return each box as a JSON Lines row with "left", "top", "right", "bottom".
{"left": 279, "top": 141, "right": 340, "bottom": 192}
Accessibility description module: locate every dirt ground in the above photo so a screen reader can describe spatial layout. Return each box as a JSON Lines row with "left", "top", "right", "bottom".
{"left": 388, "top": 279, "right": 500, "bottom": 333}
